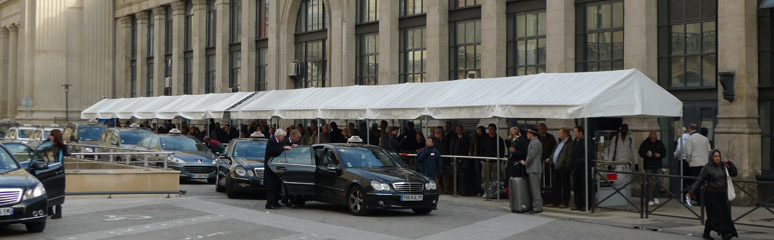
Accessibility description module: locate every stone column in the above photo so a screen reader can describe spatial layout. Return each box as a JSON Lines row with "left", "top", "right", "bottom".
{"left": 153, "top": 7, "right": 166, "bottom": 96}
{"left": 545, "top": 0, "right": 574, "bottom": 73}
{"left": 241, "top": 0, "right": 256, "bottom": 91}
{"left": 6, "top": 25, "right": 18, "bottom": 119}
{"left": 715, "top": 0, "right": 761, "bottom": 188}
{"left": 481, "top": 0, "right": 506, "bottom": 78}
{"left": 266, "top": 0, "right": 280, "bottom": 90}
{"left": 115, "top": 16, "right": 132, "bottom": 98}
{"left": 192, "top": 0, "right": 207, "bottom": 94}
{"left": 378, "top": 0, "right": 399, "bottom": 85}
{"left": 0, "top": 28, "right": 8, "bottom": 118}
{"left": 329, "top": 0, "right": 352, "bottom": 87}
{"left": 215, "top": 0, "right": 230, "bottom": 92}
{"left": 136, "top": 11, "right": 149, "bottom": 97}
{"left": 171, "top": 2, "right": 185, "bottom": 96}
{"left": 426, "top": 0, "right": 449, "bottom": 82}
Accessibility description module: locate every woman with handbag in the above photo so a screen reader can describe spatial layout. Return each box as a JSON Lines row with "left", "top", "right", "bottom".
{"left": 686, "top": 149, "right": 738, "bottom": 240}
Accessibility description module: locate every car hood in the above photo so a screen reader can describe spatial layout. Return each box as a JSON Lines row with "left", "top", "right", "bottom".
{"left": 172, "top": 152, "right": 214, "bottom": 164}
{"left": 235, "top": 158, "right": 265, "bottom": 168}
{"left": 347, "top": 167, "right": 429, "bottom": 183}
{"left": 0, "top": 168, "right": 39, "bottom": 189}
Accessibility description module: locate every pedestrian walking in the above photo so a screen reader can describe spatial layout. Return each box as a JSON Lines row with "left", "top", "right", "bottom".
{"left": 686, "top": 149, "right": 738, "bottom": 240}
{"left": 686, "top": 123, "right": 711, "bottom": 204}
{"left": 521, "top": 127, "right": 543, "bottom": 214}
{"left": 638, "top": 131, "right": 666, "bottom": 206}
{"left": 546, "top": 128, "right": 574, "bottom": 208}
{"left": 417, "top": 138, "right": 443, "bottom": 187}
{"left": 265, "top": 129, "right": 293, "bottom": 209}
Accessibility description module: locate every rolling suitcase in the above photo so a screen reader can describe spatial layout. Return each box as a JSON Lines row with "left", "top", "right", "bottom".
{"left": 509, "top": 177, "right": 532, "bottom": 213}
{"left": 542, "top": 162, "right": 554, "bottom": 202}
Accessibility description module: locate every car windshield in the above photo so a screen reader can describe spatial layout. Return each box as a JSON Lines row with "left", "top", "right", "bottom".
{"left": 160, "top": 137, "right": 206, "bottom": 151}
{"left": 119, "top": 130, "right": 154, "bottom": 145}
{"left": 3, "top": 144, "right": 32, "bottom": 163}
{"left": 0, "top": 147, "right": 20, "bottom": 173}
{"left": 18, "top": 129, "right": 35, "bottom": 138}
{"left": 233, "top": 141, "right": 267, "bottom": 159}
{"left": 338, "top": 147, "right": 403, "bottom": 168}
{"left": 78, "top": 126, "right": 106, "bottom": 141}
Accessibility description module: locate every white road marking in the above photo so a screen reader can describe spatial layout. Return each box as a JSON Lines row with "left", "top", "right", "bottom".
{"left": 54, "top": 215, "right": 226, "bottom": 240}
{"left": 419, "top": 213, "right": 554, "bottom": 240}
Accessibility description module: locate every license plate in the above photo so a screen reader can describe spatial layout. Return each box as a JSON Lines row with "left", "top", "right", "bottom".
{"left": 260, "top": 179, "right": 264, "bottom": 185}
{"left": 401, "top": 194, "right": 423, "bottom": 201}
{"left": 0, "top": 207, "right": 12, "bottom": 216}
{"left": 192, "top": 174, "right": 208, "bottom": 179}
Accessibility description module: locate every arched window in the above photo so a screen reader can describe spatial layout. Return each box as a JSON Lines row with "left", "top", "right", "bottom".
{"left": 295, "top": 0, "right": 327, "bottom": 88}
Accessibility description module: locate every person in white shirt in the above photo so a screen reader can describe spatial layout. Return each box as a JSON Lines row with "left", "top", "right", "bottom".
{"left": 612, "top": 124, "right": 638, "bottom": 192}
{"left": 684, "top": 123, "right": 711, "bottom": 204}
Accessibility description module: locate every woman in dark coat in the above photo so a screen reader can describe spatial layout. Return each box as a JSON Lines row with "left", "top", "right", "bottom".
{"left": 48, "top": 129, "right": 70, "bottom": 219}
{"left": 686, "top": 149, "right": 738, "bottom": 240}
{"left": 264, "top": 129, "right": 292, "bottom": 209}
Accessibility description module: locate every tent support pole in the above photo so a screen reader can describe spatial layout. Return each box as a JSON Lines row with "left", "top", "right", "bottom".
{"left": 317, "top": 118, "right": 321, "bottom": 144}
{"left": 680, "top": 117, "right": 684, "bottom": 195}
{"left": 496, "top": 118, "right": 500, "bottom": 202}
{"left": 584, "top": 118, "right": 589, "bottom": 213}
{"left": 366, "top": 119, "right": 370, "bottom": 145}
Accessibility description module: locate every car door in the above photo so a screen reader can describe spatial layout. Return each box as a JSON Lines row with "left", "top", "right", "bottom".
{"left": 269, "top": 146, "right": 316, "bottom": 196}
{"left": 315, "top": 147, "right": 347, "bottom": 203}
{"left": 32, "top": 142, "right": 66, "bottom": 205}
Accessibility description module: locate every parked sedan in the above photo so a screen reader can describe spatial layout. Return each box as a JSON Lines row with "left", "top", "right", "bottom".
{"left": 136, "top": 131, "right": 217, "bottom": 183}
{"left": 63, "top": 122, "right": 106, "bottom": 154}
{"left": 0, "top": 120, "right": 19, "bottom": 139}
{"left": 215, "top": 137, "right": 268, "bottom": 198}
{"left": 97, "top": 127, "right": 154, "bottom": 162}
{"left": 267, "top": 143, "right": 439, "bottom": 216}
{"left": 3, "top": 126, "right": 38, "bottom": 145}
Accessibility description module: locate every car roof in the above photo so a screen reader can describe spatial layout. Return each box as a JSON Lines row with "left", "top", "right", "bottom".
{"left": 109, "top": 127, "right": 153, "bottom": 132}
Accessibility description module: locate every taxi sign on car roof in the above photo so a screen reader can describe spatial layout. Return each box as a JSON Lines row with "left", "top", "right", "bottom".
{"left": 347, "top": 136, "right": 363, "bottom": 144}
{"left": 129, "top": 123, "right": 140, "bottom": 128}
{"left": 169, "top": 128, "right": 182, "bottom": 135}
{"left": 88, "top": 119, "right": 99, "bottom": 125}
{"left": 250, "top": 131, "right": 266, "bottom": 139}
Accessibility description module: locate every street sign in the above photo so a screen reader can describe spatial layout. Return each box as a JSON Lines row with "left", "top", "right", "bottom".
{"left": 21, "top": 97, "right": 33, "bottom": 109}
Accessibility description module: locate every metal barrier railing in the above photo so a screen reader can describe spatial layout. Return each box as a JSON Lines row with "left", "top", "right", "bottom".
{"left": 729, "top": 179, "right": 774, "bottom": 228}
{"left": 66, "top": 190, "right": 187, "bottom": 199}
{"left": 68, "top": 143, "right": 174, "bottom": 172}
{"left": 400, "top": 153, "right": 509, "bottom": 201}
{"left": 643, "top": 173, "right": 704, "bottom": 223}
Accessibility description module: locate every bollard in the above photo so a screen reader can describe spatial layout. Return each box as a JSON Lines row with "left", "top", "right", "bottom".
{"left": 109, "top": 148, "right": 114, "bottom": 163}
{"left": 144, "top": 155, "right": 150, "bottom": 171}
{"left": 163, "top": 154, "right": 168, "bottom": 169}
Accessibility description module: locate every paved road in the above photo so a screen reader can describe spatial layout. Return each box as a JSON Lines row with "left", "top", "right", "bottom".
{"left": 0, "top": 180, "right": 698, "bottom": 240}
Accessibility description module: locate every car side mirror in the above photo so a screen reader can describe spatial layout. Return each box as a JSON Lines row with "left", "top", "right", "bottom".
{"left": 70, "top": 135, "right": 76, "bottom": 142}
{"left": 326, "top": 163, "right": 342, "bottom": 176}
{"left": 111, "top": 141, "right": 118, "bottom": 146}
{"left": 219, "top": 152, "right": 228, "bottom": 158}
{"left": 30, "top": 160, "right": 48, "bottom": 171}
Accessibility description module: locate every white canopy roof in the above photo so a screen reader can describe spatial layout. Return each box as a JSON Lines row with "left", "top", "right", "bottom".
{"left": 82, "top": 69, "right": 682, "bottom": 121}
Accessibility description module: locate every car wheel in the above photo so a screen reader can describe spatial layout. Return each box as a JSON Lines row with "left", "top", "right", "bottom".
{"left": 288, "top": 195, "right": 306, "bottom": 208}
{"left": 225, "top": 177, "right": 240, "bottom": 199}
{"left": 215, "top": 173, "right": 225, "bottom": 192}
{"left": 412, "top": 208, "right": 433, "bottom": 215}
{"left": 347, "top": 186, "right": 369, "bottom": 216}
{"left": 25, "top": 220, "right": 46, "bottom": 233}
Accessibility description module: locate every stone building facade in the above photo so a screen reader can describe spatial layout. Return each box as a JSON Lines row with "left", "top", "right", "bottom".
{"left": 0, "top": 0, "right": 770, "bottom": 181}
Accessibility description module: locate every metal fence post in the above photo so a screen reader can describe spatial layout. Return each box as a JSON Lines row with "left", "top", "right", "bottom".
{"left": 144, "top": 155, "right": 149, "bottom": 171}
{"left": 453, "top": 157, "right": 457, "bottom": 196}
{"left": 109, "top": 148, "right": 114, "bottom": 163}
{"left": 163, "top": 153, "right": 168, "bottom": 169}
{"left": 641, "top": 173, "right": 647, "bottom": 219}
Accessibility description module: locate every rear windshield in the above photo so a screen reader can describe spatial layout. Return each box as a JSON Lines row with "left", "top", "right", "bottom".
{"left": 119, "top": 130, "right": 154, "bottom": 145}
{"left": 78, "top": 126, "right": 106, "bottom": 141}
{"left": 160, "top": 137, "right": 207, "bottom": 152}
{"left": 18, "top": 129, "right": 35, "bottom": 138}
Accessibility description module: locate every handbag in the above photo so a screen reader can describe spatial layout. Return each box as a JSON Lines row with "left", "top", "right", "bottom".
{"left": 725, "top": 166, "right": 736, "bottom": 201}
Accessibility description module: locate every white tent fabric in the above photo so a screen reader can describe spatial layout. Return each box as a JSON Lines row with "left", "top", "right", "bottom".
{"left": 81, "top": 98, "right": 135, "bottom": 119}
{"left": 79, "top": 92, "right": 254, "bottom": 120}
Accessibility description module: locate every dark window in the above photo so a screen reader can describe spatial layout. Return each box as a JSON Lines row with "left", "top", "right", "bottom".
{"left": 257, "top": 0, "right": 269, "bottom": 39}
{"left": 357, "top": 0, "right": 379, "bottom": 24}
{"left": 295, "top": 0, "right": 327, "bottom": 88}
{"left": 147, "top": 61, "right": 154, "bottom": 96}
{"left": 296, "top": 0, "right": 326, "bottom": 33}
{"left": 658, "top": 0, "right": 717, "bottom": 88}
{"left": 507, "top": 10, "right": 546, "bottom": 76}
{"left": 256, "top": 47, "right": 267, "bottom": 91}
{"left": 576, "top": 1, "right": 624, "bottom": 72}
{"left": 229, "top": 50, "right": 241, "bottom": 90}
{"left": 148, "top": 11, "right": 154, "bottom": 57}
{"left": 400, "top": 0, "right": 426, "bottom": 17}
{"left": 131, "top": 16, "right": 137, "bottom": 59}
{"left": 206, "top": 53, "right": 215, "bottom": 93}
{"left": 450, "top": 0, "right": 479, "bottom": 9}
{"left": 356, "top": 33, "right": 379, "bottom": 85}
{"left": 165, "top": 6, "right": 172, "bottom": 54}
{"left": 231, "top": 0, "right": 242, "bottom": 44}
{"left": 185, "top": 0, "right": 193, "bottom": 50}
{"left": 449, "top": 19, "right": 481, "bottom": 80}
{"left": 400, "top": 26, "right": 426, "bottom": 83}
{"left": 206, "top": 0, "right": 216, "bottom": 48}
{"left": 130, "top": 62, "right": 137, "bottom": 97}
{"left": 760, "top": 0, "right": 774, "bottom": 87}
{"left": 761, "top": 100, "right": 774, "bottom": 171}
{"left": 184, "top": 56, "right": 193, "bottom": 94}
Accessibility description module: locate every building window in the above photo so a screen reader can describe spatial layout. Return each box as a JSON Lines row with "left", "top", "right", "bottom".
{"left": 658, "top": 0, "right": 716, "bottom": 88}
{"left": 450, "top": 0, "right": 479, "bottom": 9}
{"left": 357, "top": 0, "right": 379, "bottom": 24}
{"left": 184, "top": 56, "right": 193, "bottom": 94}
{"left": 164, "top": 55, "right": 172, "bottom": 95}
{"left": 130, "top": 62, "right": 137, "bottom": 97}
{"left": 206, "top": 0, "right": 216, "bottom": 48}
{"left": 131, "top": 16, "right": 137, "bottom": 59}
{"left": 296, "top": 0, "right": 326, "bottom": 33}
{"left": 147, "top": 61, "right": 154, "bottom": 96}
{"left": 256, "top": 47, "right": 267, "bottom": 91}
{"left": 185, "top": 0, "right": 193, "bottom": 50}
{"left": 450, "top": 19, "right": 481, "bottom": 80}
{"left": 400, "top": 26, "right": 426, "bottom": 83}
{"left": 400, "top": 0, "right": 426, "bottom": 17}
{"left": 761, "top": 100, "right": 774, "bottom": 172}
{"left": 231, "top": 0, "right": 242, "bottom": 44}
{"left": 165, "top": 6, "right": 172, "bottom": 55}
{"left": 257, "top": 0, "right": 269, "bottom": 39}
{"left": 507, "top": 10, "right": 546, "bottom": 76}
{"left": 148, "top": 11, "right": 154, "bottom": 57}
{"left": 576, "top": 1, "right": 624, "bottom": 72}
{"left": 356, "top": 33, "right": 378, "bottom": 85}
{"left": 206, "top": 54, "right": 215, "bottom": 93}
{"left": 295, "top": 0, "right": 327, "bottom": 88}
{"left": 229, "top": 51, "right": 241, "bottom": 90}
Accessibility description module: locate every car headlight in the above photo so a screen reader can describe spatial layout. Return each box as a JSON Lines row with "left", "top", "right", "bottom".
{"left": 167, "top": 156, "right": 186, "bottom": 164}
{"left": 425, "top": 181, "right": 437, "bottom": 191}
{"left": 235, "top": 166, "right": 247, "bottom": 177}
{"left": 370, "top": 180, "right": 391, "bottom": 191}
{"left": 212, "top": 159, "right": 218, "bottom": 165}
{"left": 83, "top": 147, "right": 94, "bottom": 153}
{"left": 23, "top": 183, "right": 46, "bottom": 200}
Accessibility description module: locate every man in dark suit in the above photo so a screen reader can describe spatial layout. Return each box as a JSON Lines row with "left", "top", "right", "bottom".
{"left": 265, "top": 129, "right": 292, "bottom": 209}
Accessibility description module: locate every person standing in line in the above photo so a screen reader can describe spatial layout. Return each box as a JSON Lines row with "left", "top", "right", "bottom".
{"left": 571, "top": 126, "right": 595, "bottom": 211}
{"left": 417, "top": 138, "right": 443, "bottom": 187}
{"left": 611, "top": 123, "right": 638, "bottom": 198}
{"left": 264, "top": 129, "right": 293, "bottom": 209}
{"left": 387, "top": 127, "right": 405, "bottom": 153}
{"left": 378, "top": 120, "right": 390, "bottom": 148}
{"left": 319, "top": 124, "right": 331, "bottom": 144}
{"left": 521, "top": 127, "right": 544, "bottom": 214}
{"left": 369, "top": 123, "right": 380, "bottom": 145}
{"left": 686, "top": 150, "right": 738, "bottom": 240}
{"left": 685, "top": 123, "right": 711, "bottom": 205}
{"left": 469, "top": 126, "right": 486, "bottom": 196}
{"left": 401, "top": 122, "right": 419, "bottom": 152}
{"left": 674, "top": 127, "right": 691, "bottom": 189}
{"left": 506, "top": 126, "right": 528, "bottom": 179}
{"left": 546, "top": 128, "right": 574, "bottom": 209}
{"left": 479, "top": 124, "right": 506, "bottom": 198}
{"left": 639, "top": 131, "right": 667, "bottom": 206}
{"left": 448, "top": 125, "right": 470, "bottom": 195}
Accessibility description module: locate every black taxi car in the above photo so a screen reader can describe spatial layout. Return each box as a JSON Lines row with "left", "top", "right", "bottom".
{"left": 0, "top": 141, "right": 67, "bottom": 233}
{"left": 267, "top": 137, "right": 439, "bottom": 216}
{"left": 215, "top": 133, "right": 268, "bottom": 198}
